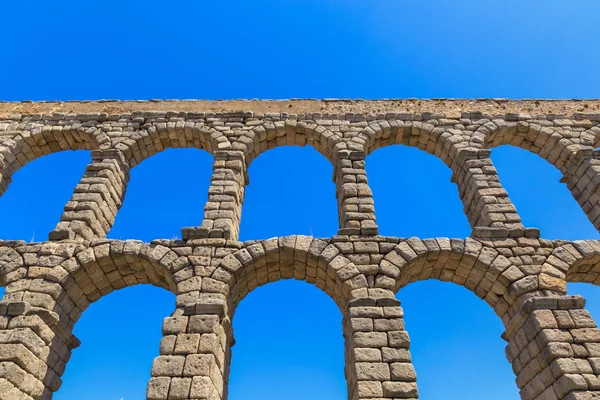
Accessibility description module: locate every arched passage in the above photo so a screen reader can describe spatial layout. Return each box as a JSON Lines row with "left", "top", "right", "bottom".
{"left": 229, "top": 280, "right": 345, "bottom": 400}
{"left": 378, "top": 238, "right": 520, "bottom": 322}
{"left": 215, "top": 236, "right": 418, "bottom": 400}
{"left": 476, "top": 121, "right": 600, "bottom": 234}
{"left": 398, "top": 280, "right": 517, "bottom": 399}
{"left": 0, "top": 127, "right": 102, "bottom": 197}
{"left": 356, "top": 120, "right": 527, "bottom": 236}
{"left": 382, "top": 240, "right": 543, "bottom": 399}
{"left": 224, "top": 236, "right": 362, "bottom": 313}
{"left": 366, "top": 145, "right": 471, "bottom": 238}
{"left": 0, "top": 240, "right": 180, "bottom": 399}
{"left": 491, "top": 146, "right": 600, "bottom": 239}
{"left": 54, "top": 285, "right": 175, "bottom": 400}
{"left": 239, "top": 121, "right": 340, "bottom": 167}
{"left": 558, "top": 240, "right": 600, "bottom": 286}
{"left": 567, "top": 282, "right": 600, "bottom": 329}
{"left": 121, "top": 124, "right": 221, "bottom": 169}
{"left": 473, "top": 120, "right": 583, "bottom": 174}
{"left": 239, "top": 147, "right": 337, "bottom": 240}
{"left": 109, "top": 148, "right": 213, "bottom": 241}
{"left": 56, "top": 241, "right": 179, "bottom": 325}
{"left": 0, "top": 150, "right": 90, "bottom": 241}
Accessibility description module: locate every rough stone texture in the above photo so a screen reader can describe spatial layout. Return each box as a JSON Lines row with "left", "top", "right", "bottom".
{"left": 2, "top": 101, "right": 600, "bottom": 399}
{"left": 1, "top": 98, "right": 600, "bottom": 117}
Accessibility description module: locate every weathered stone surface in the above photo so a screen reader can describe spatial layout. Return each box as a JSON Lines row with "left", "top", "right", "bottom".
{"left": 2, "top": 104, "right": 600, "bottom": 399}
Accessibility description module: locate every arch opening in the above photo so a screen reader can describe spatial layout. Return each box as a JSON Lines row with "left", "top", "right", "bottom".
{"left": 491, "top": 145, "right": 599, "bottom": 240}
{"left": 239, "top": 146, "right": 337, "bottom": 240}
{"left": 479, "top": 123, "right": 572, "bottom": 173}
{"left": 0, "top": 150, "right": 91, "bottom": 241}
{"left": 126, "top": 125, "right": 219, "bottom": 169}
{"left": 366, "top": 145, "right": 470, "bottom": 238}
{"left": 382, "top": 239, "right": 517, "bottom": 321}
{"left": 562, "top": 242, "right": 600, "bottom": 288}
{"left": 398, "top": 280, "right": 517, "bottom": 400}
{"left": 242, "top": 123, "right": 338, "bottom": 168}
{"left": 229, "top": 279, "right": 346, "bottom": 400}
{"left": 109, "top": 148, "right": 213, "bottom": 241}
{"left": 0, "top": 128, "right": 99, "bottom": 194}
{"left": 60, "top": 244, "right": 178, "bottom": 324}
{"left": 567, "top": 282, "right": 600, "bottom": 326}
{"left": 54, "top": 285, "right": 175, "bottom": 400}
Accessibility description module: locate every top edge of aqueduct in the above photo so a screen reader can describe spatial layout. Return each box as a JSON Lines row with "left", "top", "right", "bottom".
{"left": 1, "top": 98, "right": 600, "bottom": 118}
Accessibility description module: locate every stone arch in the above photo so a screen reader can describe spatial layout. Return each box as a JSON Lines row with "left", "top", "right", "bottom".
{"left": 116, "top": 123, "right": 227, "bottom": 169}
{"left": 357, "top": 121, "right": 527, "bottom": 235}
{"left": 582, "top": 126, "right": 600, "bottom": 148}
{"left": 227, "top": 278, "right": 346, "bottom": 400}
{"left": 38, "top": 123, "right": 224, "bottom": 243}
{"left": 238, "top": 145, "right": 338, "bottom": 239}
{"left": 214, "top": 236, "right": 390, "bottom": 400}
{"left": 238, "top": 120, "right": 343, "bottom": 167}
{"left": 0, "top": 126, "right": 102, "bottom": 196}
{"left": 364, "top": 144, "right": 471, "bottom": 237}
{"left": 395, "top": 276, "right": 518, "bottom": 400}
{"left": 377, "top": 238, "right": 526, "bottom": 322}
{"left": 0, "top": 241, "right": 180, "bottom": 332}
{"left": 0, "top": 240, "right": 180, "bottom": 399}
{"left": 355, "top": 120, "right": 470, "bottom": 172}
{"left": 216, "top": 236, "right": 367, "bottom": 314}
{"left": 471, "top": 120, "right": 600, "bottom": 235}
{"left": 558, "top": 127, "right": 600, "bottom": 232}
{"left": 477, "top": 121, "right": 600, "bottom": 235}
{"left": 550, "top": 240, "right": 600, "bottom": 285}
{"left": 472, "top": 120, "right": 587, "bottom": 174}
{"left": 3, "top": 240, "right": 179, "bottom": 304}
{"left": 56, "top": 284, "right": 174, "bottom": 400}
{"left": 53, "top": 241, "right": 180, "bottom": 327}
{"left": 109, "top": 147, "right": 215, "bottom": 241}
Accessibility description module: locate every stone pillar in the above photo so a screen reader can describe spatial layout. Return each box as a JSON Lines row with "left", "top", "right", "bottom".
{"left": 182, "top": 151, "right": 246, "bottom": 241}
{"left": 49, "top": 149, "right": 130, "bottom": 242}
{"left": 561, "top": 150, "right": 600, "bottom": 232}
{"left": 335, "top": 150, "right": 379, "bottom": 236}
{"left": 453, "top": 149, "right": 539, "bottom": 238}
{"left": 0, "top": 296, "right": 80, "bottom": 399}
{"left": 503, "top": 295, "right": 600, "bottom": 400}
{"left": 345, "top": 295, "right": 418, "bottom": 400}
{"left": 147, "top": 294, "right": 231, "bottom": 400}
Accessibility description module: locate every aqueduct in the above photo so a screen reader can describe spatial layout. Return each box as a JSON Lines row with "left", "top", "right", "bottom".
{"left": 2, "top": 99, "right": 600, "bottom": 400}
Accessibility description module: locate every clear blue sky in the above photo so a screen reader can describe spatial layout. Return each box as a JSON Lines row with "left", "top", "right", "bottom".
{"left": 1, "top": 1, "right": 600, "bottom": 400}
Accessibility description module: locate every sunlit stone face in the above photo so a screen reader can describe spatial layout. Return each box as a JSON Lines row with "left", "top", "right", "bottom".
{"left": 1, "top": 102, "right": 600, "bottom": 400}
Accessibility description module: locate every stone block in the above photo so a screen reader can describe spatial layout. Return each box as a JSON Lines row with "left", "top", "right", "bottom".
{"left": 174, "top": 334, "right": 201, "bottom": 355}
{"left": 146, "top": 377, "right": 171, "bottom": 400}
{"left": 151, "top": 356, "right": 186, "bottom": 377}
{"left": 354, "top": 332, "right": 388, "bottom": 348}
{"left": 356, "top": 380, "right": 383, "bottom": 398}
{"left": 382, "top": 381, "right": 419, "bottom": 397}
{"left": 168, "top": 377, "right": 191, "bottom": 399}
{"left": 355, "top": 362, "right": 390, "bottom": 381}
{"left": 183, "top": 354, "right": 216, "bottom": 377}
{"left": 188, "top": 315, "right": 220, "bottom": 334}
{"left": 390, "top": 363, "right": 417, "bottom": 381}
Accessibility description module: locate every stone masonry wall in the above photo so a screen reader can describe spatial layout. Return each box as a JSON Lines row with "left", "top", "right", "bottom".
{"left": 2, "top": 100, "right": 600, "bottom": 399}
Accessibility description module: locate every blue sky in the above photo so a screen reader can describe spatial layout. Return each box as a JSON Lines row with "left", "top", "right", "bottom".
{"left": 1, "top": 1, "right": 600, "bottom": 399}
